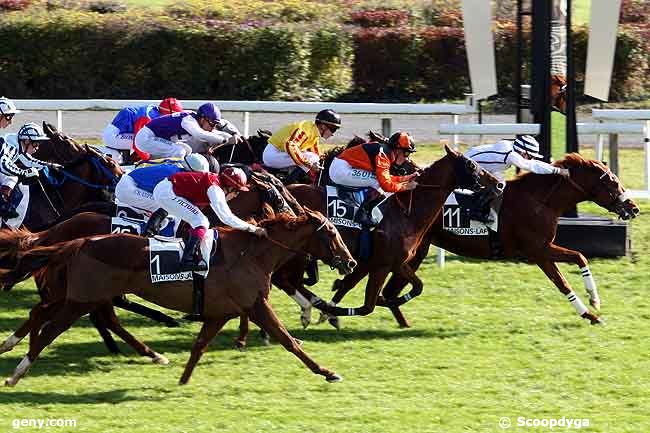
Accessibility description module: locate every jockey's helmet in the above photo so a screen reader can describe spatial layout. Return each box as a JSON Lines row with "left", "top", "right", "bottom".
{"left": 513, "top": 135, "right": 542, "bottom": 159}
{"left": 183, "top": 153, "right": 210, "bottom": 173}
{"left": 158, "top": 97, "right": 183, "bottom": 115}
{"left": 220, "top": 167, "right": 250, "bottom": 191}
{"left": 18, "top": 122, "right": 49, "bottom": 143}
{"left": 197, "top": 103, "right": 221, "bottom": 124}
{"left": 315, "top": 109, "right": 341, "bottom": 131}
{"left": 388, "top": 131, "right": 416, "bottom": 153}
{"left": 0, "top": 97, "right": 20, "bottom": 117}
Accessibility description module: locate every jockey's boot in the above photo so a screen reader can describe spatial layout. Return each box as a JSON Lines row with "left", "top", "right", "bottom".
{"left": 284, "top": 167, "right": 305, "bottom": 185}
{"left": 184, "top": 274, "right": 205, "bottom": 321}
{"left": 143, "top": 208, "right": 168, "bottom": 237}
{"left": 354, "top": 193, "right": 383, "bottom": 227}
{"left": 468, "top": 190, "right": 494, "bottom": 224}
{"left": 180, "top": 234, "right": 209, "bottom": 272}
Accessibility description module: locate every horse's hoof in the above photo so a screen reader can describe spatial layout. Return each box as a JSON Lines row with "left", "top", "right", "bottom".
{"left": 152, "top": 353, "right": 169, "bottom": 365}
{"left": 261, "top": 337, "right": 271, "bottom": 347}
{"left": 590, "top": 299, "right": 601, "bottom": 312}
{"left": 235, "top": 341, "right": 247, "bottom": 352}
{"left": 316, "top": 312, "right": 329, "bottom": 325}
{"left": 328, "top": 316, "right": 341, "bottom": 330}
{"left": 326, "top": 373, "right": 343, "bottom": 383}
{"left": 301, "top": 316, "right": 310, "bottom": 329}
{"left": 5, "top": 377, "right": 18, "bottom": 387}
{"left": 590, "top": 317, "right": 605, "bottom": 325}
{"left": 398, "top": 321, "right": 411, "bottom": 329}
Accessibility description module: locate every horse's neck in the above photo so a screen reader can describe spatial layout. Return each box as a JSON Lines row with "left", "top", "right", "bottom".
{"left": 255, "top": 225, "right": 311, "bottom": 272}
{"left": 512, "top": 175, "right": 583, "bottom": 216}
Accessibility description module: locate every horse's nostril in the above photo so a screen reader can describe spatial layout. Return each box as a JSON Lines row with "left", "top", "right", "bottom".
{"left": 348, "top": 259, "right": 357, "bottom": 269}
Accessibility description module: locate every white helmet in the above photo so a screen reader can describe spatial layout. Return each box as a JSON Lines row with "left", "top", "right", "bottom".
{"left": 0, "top": 97, "right": 20, "bottom": 117}
{"left": 513, "top": 135, "right": 542, "bottom": 159}
{"left": 183, "top": 153, "right": 210, "bottom": 172}
{"left": 18, "top": 122, "right": 49, "bottom": 142}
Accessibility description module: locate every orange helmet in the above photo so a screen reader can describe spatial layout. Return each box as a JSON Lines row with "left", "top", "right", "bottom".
{"left": 388, "top": 131, "right": 416, "bottom": 152}
{"left": 159, "top": 97, "right": 183, "bottom": 115}
{"left": 220, "top": 167, "right": 249, "bottom": 191}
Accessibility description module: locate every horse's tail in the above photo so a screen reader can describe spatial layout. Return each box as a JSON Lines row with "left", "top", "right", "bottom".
{"left": 36, "top": 201, "right": 117, "bottom": 231}
{"left": 0, "top": 238, "right": 88, "bottom": 286}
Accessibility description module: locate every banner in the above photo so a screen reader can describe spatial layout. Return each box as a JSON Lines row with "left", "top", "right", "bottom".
{"left": 584, "top": 0, "right": 622, "bottom": 101}
{"left": 460, "top": 0, "right": 497, "bottom": 100}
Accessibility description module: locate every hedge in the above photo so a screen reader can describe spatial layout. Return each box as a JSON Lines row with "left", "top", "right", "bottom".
{"left": 0, "top": 11, "right": 647, "bottom": 102}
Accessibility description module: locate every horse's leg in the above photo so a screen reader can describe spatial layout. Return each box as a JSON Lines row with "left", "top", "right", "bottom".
{"left": 112, "top": 295, "right": 180, "bottom": 327}
{"left": 542, "top": 243, "right": 600, "bottom": 310}
{"left": 315, "top": 268, "right": 391, "bottom": 318}
{"left": 273, "top": 266, "right": 312, "bottom": 329}
{"left": 6, "top": 302, "right": 90, "bottom": 387}
{"left": 0, "top": 301, "right": 60, "bottom": 355}
{"left": 88, "top": 311, "right": 121, "bottom": 355}
{"left": 179, "top": 318, "right": 229, "bottom": 385}
{"left": 249, "top": 296, "right": 341, "bottom": 382}
{"left": 311, "top": 264, "right": 368, "bottom": 328}
{"left": 537, "top": 261, "right": 602, "bottom": 325}
{"left": 236, "top": 314, "right": 249, "bottom": 351}
{"left": 95, "top": 304, "right": 169, "bottom": 364}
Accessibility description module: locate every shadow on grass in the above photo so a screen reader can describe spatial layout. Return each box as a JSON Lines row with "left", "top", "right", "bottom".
{"left": 0, "top": 388, "right": 163, "bottom": 405}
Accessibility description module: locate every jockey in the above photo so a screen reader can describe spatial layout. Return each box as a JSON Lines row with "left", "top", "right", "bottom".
{"left": 0, "top": 97, "right": 20, "bottom": 130}
{"left": 464, "top": 135, "right": 570, "bottom": 223}
{"left": 262, "top": 109, "right": 341, "bottom": 183}
{"left": 329, "top": 131, "right": 418, "bottom": 226}
{"left": 0, "top": 123, "right": 62, "bottom": 226}
{"left": 114, "top": 153, "right": 216, "bottom": 235}
{"left": 102, "top": 98, "right": 184, "bottom": 164}
{"left": 134, "top": 102, "right": 241, "bottom": 160}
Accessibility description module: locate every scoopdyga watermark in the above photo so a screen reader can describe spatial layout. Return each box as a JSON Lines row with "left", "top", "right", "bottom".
{"left": 499, "top": 416, "right": 590, "bottom": 429}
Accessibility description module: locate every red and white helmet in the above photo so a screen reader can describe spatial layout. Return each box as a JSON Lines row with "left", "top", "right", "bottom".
{"left": 158, "top": 97, "right": 183, "bottom": 115}
{"left": 220, "top": 167, "right": 249, "bottom": 191}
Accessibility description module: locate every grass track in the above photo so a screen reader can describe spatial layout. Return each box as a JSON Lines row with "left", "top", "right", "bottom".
{"left": 0, "top": 147, "right": 648, "bottom": 433}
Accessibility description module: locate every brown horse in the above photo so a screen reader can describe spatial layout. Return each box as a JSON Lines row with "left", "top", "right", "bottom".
{"left": 369, "top": 154, "right": 640, "bottom": 326}
{"left": 551, "top": 74, "right": 567, "bottom": 114}
{"left": 0, "top": 175, "right": 300, "bottom": 356}
{"left": 272, "top": 144, "right": 502, "bottom": 322}
{"left": 21, "top": 122, "right": 123, "bottom": 231}
{"left": 1, "top": 210, "right": 355, "bottom": 386}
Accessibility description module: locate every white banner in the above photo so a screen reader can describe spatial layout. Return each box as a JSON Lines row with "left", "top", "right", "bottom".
{"left": 460, "top": 0, "right": 497, "bottom": 100}
{"left": 584, "top": 0, "right": 622, "bottom": 101}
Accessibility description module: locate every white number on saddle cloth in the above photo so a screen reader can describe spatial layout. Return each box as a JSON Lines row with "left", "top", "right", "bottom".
{"left": 442, "top": 190, "right": 494, "bottom": 236}
{"left": 326, "top": 185, "right": 361, "bottom": 230}
{"left": 148, "top": 237, "right": 193, "bottom": 283}
{"left": 112, "top": 204, "right": 179, "bottom": 237}
{"left": 111, "top": 217, "right": 142, "bottom": 235}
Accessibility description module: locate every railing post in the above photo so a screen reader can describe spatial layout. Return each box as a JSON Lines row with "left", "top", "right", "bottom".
{"left": 57, "top": 110, "right": 63, "bottom": 131}
{"left": 436, "top": 247, "right": 445, "bottom": 268}
{"left": 596, "top": 134, "right": 604, "bottom": 161}
{"left": 645, "top": 120, "right": 650, "bottom": 192}
{"left": 452, "top": 114, "right": 459, "bottom": 150}
{"left": 608, "top": 133, "right": 619, "bottom": 176}
{"left": 243, "top": 111, "right": 250, "bottom": 137}
{"left": 381, "top": 118, "right": 391, "bottom": 138}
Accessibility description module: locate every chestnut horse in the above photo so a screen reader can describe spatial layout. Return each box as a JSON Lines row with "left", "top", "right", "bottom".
{"left": 1, "top": 211, "right": 355, "bottom": 386}
{"left": 550, "top": 74, "right": 567, "bottom": 114}
{"left": 369, "top": 154, "right": 640, "bottom": 326}
{"left": 21, "top": 122, "right": 123, "bottom": 231}
{"left": 0, "top": 174, "right": 300, "bottom": 356}
{"left": 274, "top": 144, "right": 502, "bottom": 321}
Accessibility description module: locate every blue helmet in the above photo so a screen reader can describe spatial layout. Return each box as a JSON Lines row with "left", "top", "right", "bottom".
{"left": 196, "top": 103, "right": 221, "bottom": 124}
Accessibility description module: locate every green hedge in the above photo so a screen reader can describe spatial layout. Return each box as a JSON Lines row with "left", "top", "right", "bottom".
{"left": 0, "top": 11, "right": 647, "bottom": 102}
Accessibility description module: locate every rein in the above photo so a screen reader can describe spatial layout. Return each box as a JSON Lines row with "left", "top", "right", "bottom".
{"left": 45, "top": 155, "right": 119, "bottom": 191}
{"left": 394, "top": 183, "right": 442, "bottom": 216}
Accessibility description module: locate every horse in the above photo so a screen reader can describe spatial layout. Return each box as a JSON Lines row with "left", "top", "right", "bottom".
{"left": 19, "top": 122, "right": 123, "bottom": 231}
{"left": 209, "top": 129, "right": 269, "bottom": 165}
{"left": 267, "top": 144, "right": 502, "bottom": 323}
{"left": 0, "top": 173, "right": 301, "bottom": 357}
{"left": 370, "top": 153, "right": 640, "bottom": 327}
{"left": 551, "top": 74, "right": 567, "bottom": 114}
{"left": 0, "top": 210, "right": 356, "bottom": 387}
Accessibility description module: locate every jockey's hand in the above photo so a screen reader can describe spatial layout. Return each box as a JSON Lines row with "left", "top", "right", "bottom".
{"left": 226, "top": 134, "right": 242, "bottom": 146}
{"left": 404, "top": 180, "right": 418, "bottom": 191}
{"left": 309, "top": 161, "right": 321, "bottom": 172}
{"left": 49, "top": 163, "right": 64, "bottom": 171}
{"left": 406, "top": 172, "right": 420, "bottom": 181}
{"left": 24, "top": 168, "right": 39, "bottom": 178}
{"left": 558, "top": 168, "right": 570, "bottom": 178}
{"left": 253, "top": 227, "right": 268, "bottom": 238}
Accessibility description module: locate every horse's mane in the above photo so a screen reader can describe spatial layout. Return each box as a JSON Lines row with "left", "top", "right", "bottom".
{"left": 511, "top": 153, "right": 596, "bottom": 183}
{"left": 258, "top": 212, "right": 309, "bottom": 230}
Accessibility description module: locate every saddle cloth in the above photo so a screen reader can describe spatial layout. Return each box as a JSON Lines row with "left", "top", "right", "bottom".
{"left": 442, "top": 189, "right": 499, "bottom": 235}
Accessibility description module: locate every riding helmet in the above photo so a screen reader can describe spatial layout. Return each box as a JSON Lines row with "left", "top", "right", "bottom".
{"left": 388, "top": 131, "right": 416, "bottom": 153}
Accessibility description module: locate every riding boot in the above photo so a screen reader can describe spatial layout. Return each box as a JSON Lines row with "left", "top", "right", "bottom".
{"left": 284, "top": 167, "right": 306, "bottom": 185}
{"left": 180, "top": 234, "right": 208, "bottom": 272}
{"left": 468, "top": 190, "right": 494, "bottom": 224}
{"left": 184, "top": 274, "right": 205, "bottom": 321}
{"left": 143, "top": 208, "right": 168, "bottom": 237}
{"left": 354, "top": 195, "right": 384, "bottom": 227}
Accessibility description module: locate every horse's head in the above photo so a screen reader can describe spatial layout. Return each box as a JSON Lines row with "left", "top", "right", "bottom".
{"left": 301, "top": 208, "right": 356, "bottom": 275}
{"left": 551, "top": 74, "right": 567, "bottom": 114}
{"left": 442, "top": 144, "right": 504, "bottom": 193}
{"left": 559, "top": 155, "right": 640, "bottom": 220}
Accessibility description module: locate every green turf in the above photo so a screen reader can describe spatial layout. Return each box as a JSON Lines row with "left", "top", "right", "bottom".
{"left": 0, "top": 145, "right": 648, "bottom": 432}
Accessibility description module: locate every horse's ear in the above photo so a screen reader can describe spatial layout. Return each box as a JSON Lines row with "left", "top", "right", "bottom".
{"left": 443, "top": 143, "right": 458, "bottom": 156}
{"left": 42, "top": 122, "right": 57, "bottom": 137}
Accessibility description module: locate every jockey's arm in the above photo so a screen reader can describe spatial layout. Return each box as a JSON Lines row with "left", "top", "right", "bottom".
{"left": 508, "top": 151, "right": 562, "bottom": 175}
{"left": 283, "top": 128, "right": 311, "bottom": 169}
{"left": 18, "top": 152, "right": 53, "bottom": 170}
{"left": 375, "top": 153, "right": 411, "bottom": 193}
{"left": 207, "top": 185, "right": 258, "bottom": 233}
{"left": 217, "top": 118, "right": 241, "bottom": 136}
{"left": 181, "top": 116, "right": 231, "bottom": 147}
{"left": 2, "top": 156, "right": 36, "bottom": 178}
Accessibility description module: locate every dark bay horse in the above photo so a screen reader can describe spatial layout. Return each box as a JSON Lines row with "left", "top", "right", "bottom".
{"left": 276, "top": 144, "right": 502, "bottom": 321}
{"left": 21, "top": 122, "right": 122, "bottom": 231}
{"left": 1, "top": 211, "right": 355, "bottom": 387}
{"left": 0, "top": 176, "right": 300, "bottom": 356}
{"left": 376, "top": 153, "right": 640, "bottom": 326}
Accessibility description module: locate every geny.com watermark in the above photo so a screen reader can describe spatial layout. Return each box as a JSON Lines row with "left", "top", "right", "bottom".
{"left": 12, "top": 418, "right": 77, "bottom": 429}
{"left": 499, "top": 416, "right": 590, "bottom": 429}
